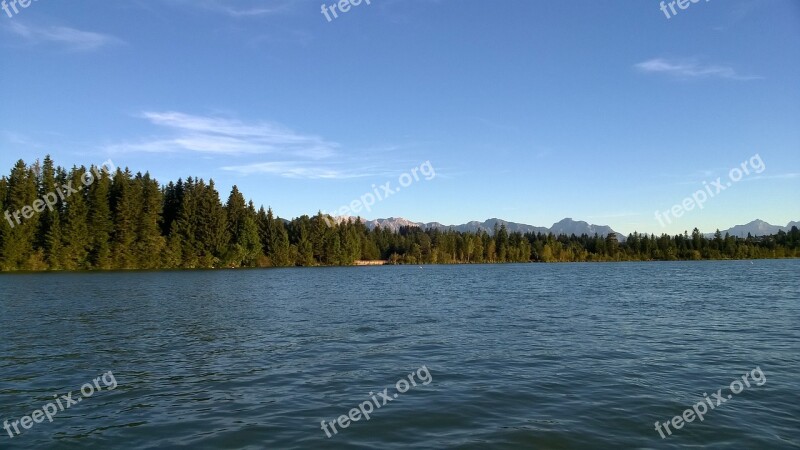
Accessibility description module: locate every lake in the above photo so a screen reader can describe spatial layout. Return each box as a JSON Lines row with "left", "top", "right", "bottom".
{"left": 1, "top": 261, "right": 798, "bottom": 449}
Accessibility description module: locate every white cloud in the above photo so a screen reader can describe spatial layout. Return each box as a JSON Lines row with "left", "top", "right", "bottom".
{"left": 634, "top": 58, "right": 760, "bottom": 81}
{"left": 751, "top": 173, "right": 800, "bottom": 180}
{"left": 107, "top": 111, "right": 386, "bottom": 179}
{"left": 109, "top": 111, "right": 339, "bottom": 158}
{"left": 164, "top": 0, "right": 297, "bottom": 18}
{"left": 4, "top": 22, "right": 121, "bottom": 51}
{"left": 220, "top": 161, "right": 368, "bottom": 179}
{"left": 107, "top": 111, "right": 416, "bottom": 180}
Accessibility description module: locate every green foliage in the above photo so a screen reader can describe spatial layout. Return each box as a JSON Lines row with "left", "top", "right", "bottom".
{"left": 110, "top": 168, "right": 138, "bottom": 269}
{"left": 87, "top": 165, "right": 113, "bottom": 269}
{"left": 0, "top": 157, "right": 798, "bottom": 271}
{"left": 1, "top": 160, "right": 38, "bottom": 269}
{"left": 134, "top": 172, "right": 166, "bottom": 269}
{"left": 223, "top": 188, "right": 263, "bottom": 267}
{"left": 60, "top": 167, "right": 91, "bottom": 270}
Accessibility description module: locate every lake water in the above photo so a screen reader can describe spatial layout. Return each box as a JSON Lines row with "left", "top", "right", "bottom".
{"left": 1, "top": 261, "right": 799, "bottom": 449}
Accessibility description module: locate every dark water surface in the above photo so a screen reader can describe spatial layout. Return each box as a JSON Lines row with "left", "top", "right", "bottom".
{"left": 1, "top": 261, "right": 799, "bottom": 449}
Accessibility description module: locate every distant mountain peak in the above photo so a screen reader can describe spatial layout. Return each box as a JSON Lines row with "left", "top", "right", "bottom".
{"left": 711, "top": 219, "right": 800, "bottom": 238}
{"left": 550, "top": 218, "right": 615, "bottom": 237}
{"left": 344, "top": 216, "right": 619, "bottom": 237}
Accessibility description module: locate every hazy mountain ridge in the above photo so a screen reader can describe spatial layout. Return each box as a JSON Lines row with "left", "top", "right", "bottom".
{"left": 549, "top": 218, "right": 616, "bottom": 237}
{"left": 352, "top": 217, "right": 617, "bottom": 237}
{"left": 707, "top": 220, "right": 800, "bottom": 238}
{"left": 334, "top": 216, "right": 800, "bottom": 239}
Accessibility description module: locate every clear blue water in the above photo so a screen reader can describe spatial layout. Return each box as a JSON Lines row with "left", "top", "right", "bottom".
{"left": 1, "top": 260, "right": 799, "bottom": 449}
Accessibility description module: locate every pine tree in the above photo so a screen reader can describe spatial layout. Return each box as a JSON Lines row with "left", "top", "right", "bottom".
{"left": 606, "top": 232, "right": 619, "bottom": 257}
{"left": 311, "top": 212, "right": 331, "bottom": 263}
{"left": 257, "top": 206, "right": 270, "bottom": 260}
{"left": 291, "top": 217, "right": 315, "bottom": 266}
{"left": 135, "top": 173, "right": 166, "bottom": 269}
{"left": 110, "top": 168, "right": 138, "bottom": 269}
{"left": 60, "top": 167, "right": 91, "bottom": 270}
{"left": 224, "top": 185, "right": 248, "bottom": 266}
{"left": 341, "top": 221, "right": 361, "bottom": 264}
{"left": 194, "top": 180, "right": 228, "bottom": 267}
{"left": 161, "top": 179, "right": 184, "bottom": 236}
{"left": 496, "top": 224, "right": 509, "bottom": 262}
{"left": 270, "top": 213, "right": 291, "bottom": 266}
{"left": 0, "top": 176, "right": 8, "bottom": 267}
{"left": 37, "top": 156, "right": 63, "bottom": 269}
{"left": 87, "top": 164, "right": 113, "bottom": 269}
{"left": 173, "top": 177, "right": 199, "bottom": 268}
{"left": 225, "top": 186, "right": 247, "bottom": 243}
{"left": 238, "top": 213, "right": 262, "bottom": 266}
{"left": 1, "top": 160, "right": 41, "bottom": 270}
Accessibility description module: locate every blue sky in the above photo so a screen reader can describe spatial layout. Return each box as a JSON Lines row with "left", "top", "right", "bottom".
{"left": 1, "top": 0, "right": 798, "bottom": 235}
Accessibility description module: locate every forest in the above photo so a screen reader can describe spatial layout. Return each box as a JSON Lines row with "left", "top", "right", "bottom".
{"left": 1, "top": 157, "right": 798, "bottom": 271}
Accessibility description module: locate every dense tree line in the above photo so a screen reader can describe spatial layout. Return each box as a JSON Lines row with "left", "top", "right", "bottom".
{"left": 1, "top": 157, "right": 798, "bottom": 271}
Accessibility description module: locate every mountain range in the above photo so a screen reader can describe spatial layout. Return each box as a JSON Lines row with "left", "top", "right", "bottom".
{"left": 346, "top": 217, "right": 620, "bottom": 237}
{"left": 332, "top": 217, "right": 800, "bottom": 239}
{"left": 704, "top": 219, "right": 800, "bottom": 238}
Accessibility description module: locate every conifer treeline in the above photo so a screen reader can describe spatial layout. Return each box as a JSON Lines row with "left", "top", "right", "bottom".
{"left": 0, "top": 157, "right": 798, "bottom": 271}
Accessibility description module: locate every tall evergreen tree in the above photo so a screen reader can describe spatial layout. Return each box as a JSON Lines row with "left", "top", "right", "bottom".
{"left": 173, "top": 177, "right": 199, "bottom": 268}
{"left": 110, "top": 168, "right": 138, "bottom": 269}
{"left": 60, "top": 167, "right": 91, "bottom": 270}
{"left": 269, "top": 209, "right": 291, "bottom": 266}
{"left": 87, "top": 165, "right": 113, "bottom": 269}
{"left": 37, "top": 156, "right": 63, "bottom": 269}
{"left": 135, "top": 172, "right": 166, "bottom": 268}
{"left": 194, "top": 180, "right": 228, "bottom": 267}
{"left": 1, "top": 160, "right": 40, "bottom": 270}
{"left": 0, "top": 176, "right": 8, "bottom": 267}
{"left": 161, "top": 179, "right": 184, "bottom": 236}
{"left": 224, "top": 185, "right": 251, "bottom": 266}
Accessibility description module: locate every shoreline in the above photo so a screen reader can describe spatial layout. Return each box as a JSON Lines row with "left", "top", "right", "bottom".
{"left": 0, "top": 257, "right": 796, "bottom": 275}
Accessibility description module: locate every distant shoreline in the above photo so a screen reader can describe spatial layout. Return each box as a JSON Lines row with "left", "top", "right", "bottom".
{"left": 2, "top": 157, "right": 797, "bottom": 273}
{"left": 1, "top": 257, "right": 797, "bottom": 275}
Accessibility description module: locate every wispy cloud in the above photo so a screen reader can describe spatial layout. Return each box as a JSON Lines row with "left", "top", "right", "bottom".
{"left": 220, "top": 154, "right": 405, "bottom": 180}
{"left": 109, "top": 111, "right": 339, "bottom": 159}
{"left": 165, "top": 0, "right": 298, "bottom": 18}
{"left": 1, "top": 130, "right": 44, "bottom": 149}
{"left": 219, "top": 162, "right": 369, "bottom": 179}
{"left": 634, "top": 58, "right": 760, "bottom": 81}
{"left": 107, "top": 111, "right": 427, "bottom": 179}
{"left": 218, "top": 5, "right": 288, "bottom": 17}
{"left": 750, "top": 173, "right": 800, "bottom": 180}
{"left": 106, "top": 111, "right": 404, "bottom": 179}
{"left": 4, "top": 22, "right": 121, "bottom": 51}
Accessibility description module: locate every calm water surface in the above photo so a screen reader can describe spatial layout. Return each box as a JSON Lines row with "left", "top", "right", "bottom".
{"left": 1, "top": 261, "right": 799, "bottom": 449}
